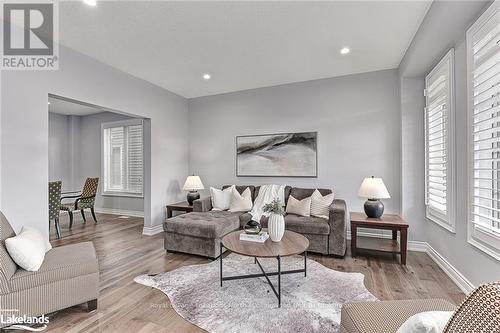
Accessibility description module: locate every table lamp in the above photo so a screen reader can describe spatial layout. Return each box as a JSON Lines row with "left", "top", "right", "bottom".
{"left": 358, "top": 176, "right": 391, "bottom": 218}
{"left": 183, "top": 175, "right": 204, "bottom": 205}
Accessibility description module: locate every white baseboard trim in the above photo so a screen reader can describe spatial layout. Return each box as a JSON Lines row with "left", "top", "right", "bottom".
{"left": 142, "top": 224, "right": 164, "bottom": 236}
{"left": 347, "top": 231, "right": 474, "bottom": 294}
{"left": 425, "top": 243, "right": 475, "bottom": 294}
{"left": 93, "top": 207, "right": 144, "bottom": 218}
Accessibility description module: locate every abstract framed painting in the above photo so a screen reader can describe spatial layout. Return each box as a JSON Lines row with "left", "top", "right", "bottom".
{"left": 236, "top": 132, "right": 317, "bottom": 177}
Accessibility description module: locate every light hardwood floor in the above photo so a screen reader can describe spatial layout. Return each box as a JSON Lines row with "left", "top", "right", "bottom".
{"left": 27, "top": 213, "right": 465, "bottom": 332}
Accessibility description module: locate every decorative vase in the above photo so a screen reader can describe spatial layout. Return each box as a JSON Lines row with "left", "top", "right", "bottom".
{"left": 244, "top": 220, "right": 262, "bottom": 234}
{"left": 268, "top": 213, "right": 285, "bottom": 242}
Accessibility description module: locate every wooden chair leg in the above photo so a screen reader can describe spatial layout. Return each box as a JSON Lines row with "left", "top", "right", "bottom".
{"left": 81, "top": 209, "right": 86, "bottom": 222}
{"left": 90, "top": 207, "right": 98, "bottom": 223}
{"left": 87, "top": 299, "right": 97, "bottom": 312}
{"left": 55, "top": 217, "right": 62, "bottom": 239}
{"left": 68, "top": 211, "right": 74, "bottom": 229}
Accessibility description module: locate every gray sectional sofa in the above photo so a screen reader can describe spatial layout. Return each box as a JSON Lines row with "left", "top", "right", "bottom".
{"left": 164, "top": 185, "right": 348, "bottom": 259}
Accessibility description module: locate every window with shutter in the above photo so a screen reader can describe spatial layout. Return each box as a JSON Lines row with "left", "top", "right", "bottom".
{"left": 424, "top": 49, "right": 455, "bottom": 231}
{"left": 102, "top": 119, "right": 144, "bottom": 197}
{"left": 467, "top": 0, "right": 500, "bottom": 260}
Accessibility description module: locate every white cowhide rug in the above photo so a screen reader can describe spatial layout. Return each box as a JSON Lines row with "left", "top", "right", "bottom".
{"left": 134, "top": 254, "right": 377, "bottom": 333}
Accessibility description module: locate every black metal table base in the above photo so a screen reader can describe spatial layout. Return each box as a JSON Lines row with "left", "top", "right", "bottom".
{"left": 219, "top": 243, "right": 307, "bottom": 308}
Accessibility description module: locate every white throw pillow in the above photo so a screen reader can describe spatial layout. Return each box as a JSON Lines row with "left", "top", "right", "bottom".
{"left": 229, "top": 187, "right": 253, "bottom": 212}
{"left": 210, "top": 186, "right": 232, "bottom": 211}
{"left": 286, "top": 195, "right": 311, "bottom": 217}
{"left": 396, "top": 311, "right": 454, "bottom": 333}
{"left": 5, "top": 226, "right": 51, "bottom": 272}
{"left": 310, "top": 189, "right": 334, "bottom": 219}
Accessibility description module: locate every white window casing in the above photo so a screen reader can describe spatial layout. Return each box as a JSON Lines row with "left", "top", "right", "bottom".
{"left": 425, "top": 49, "right": 456, "bottom": 232}
{"left": 467, "top": 0, "right": 500, "bottom": 260}
{"left": 102, "top": 119, "right": 144, "bottom": 197}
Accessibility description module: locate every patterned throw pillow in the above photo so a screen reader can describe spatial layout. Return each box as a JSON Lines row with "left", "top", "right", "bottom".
{"left": 229, "top": 187, "right": 253, "bottom": 212}
{"left": 310, "top": 189, "right": 334, "bottom": 219}
{"left": 286, "top": 195, "right": 311, "bottom": 217}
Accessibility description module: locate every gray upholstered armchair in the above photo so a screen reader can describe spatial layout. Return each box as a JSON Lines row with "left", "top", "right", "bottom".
{"left": 0, "top": 212, "right": 99, "bottom": 329}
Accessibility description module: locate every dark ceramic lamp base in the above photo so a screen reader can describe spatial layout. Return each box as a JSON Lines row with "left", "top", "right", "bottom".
{"left": 187, "top": 191, "right": 200, "bottom": 206}
{"left": 364, "top": 199, "right": 384, "bottom": 218}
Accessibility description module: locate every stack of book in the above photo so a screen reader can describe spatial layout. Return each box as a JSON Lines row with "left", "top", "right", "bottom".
{"left": 240, "top": 231, "right": 269, "bottom": 243}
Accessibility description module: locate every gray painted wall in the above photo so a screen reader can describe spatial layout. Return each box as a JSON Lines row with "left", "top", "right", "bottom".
{"left": 48, "top": 111, "right": 144, "bottom": 213}
{"left": 399, "top": 0, "right": 500, "bottom": 286}
{"left": 1, "top": 45, "right": 189, "bottom": 238}
{"left": 48, "top": 112, "right": 74, "bottom": 191}
{"left": 189, "top": 69, "right": 402, "bottom": 222}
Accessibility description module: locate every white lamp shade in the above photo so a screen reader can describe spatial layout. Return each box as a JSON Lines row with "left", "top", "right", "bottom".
{"left": 358, "top": 177, "right": 390, "bottom": 199}
{"left": 183, "top": 176, "right": 204, "bottom": 191}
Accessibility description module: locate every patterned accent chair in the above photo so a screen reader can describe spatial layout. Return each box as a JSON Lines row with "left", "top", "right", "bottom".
{"left": 48, "top": 181, "right": 62, "bottom": 239}
{"left": 60, "top": 177, "right": 99, "bottom": 228}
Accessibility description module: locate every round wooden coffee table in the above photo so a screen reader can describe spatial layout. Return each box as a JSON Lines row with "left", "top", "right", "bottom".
{"left": 220, "top": 230, "right": 309, "bottom": 307}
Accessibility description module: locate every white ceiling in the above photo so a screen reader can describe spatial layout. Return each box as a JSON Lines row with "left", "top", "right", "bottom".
{"left": 48, "top": 97, "right": 103, "bottom": 116}
{"left": 59, "top": 1, "right": 431, "bottom": 98}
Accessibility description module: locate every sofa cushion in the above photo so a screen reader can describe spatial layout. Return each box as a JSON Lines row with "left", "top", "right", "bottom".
{"left": 340, "top": 299, "right": 456, "bottom": 333}
{"left": 260, "top": 215, "right": 330, "bottom": 235}
{"left": 285, "top": 215, "right": 330, "bottom": 235}
{"left": 5, "top": 226, "right": 51, "bottom": 272}
{"left": 286, "top": 195, "right": 312, "bottom": 217}
{"left": 311, "top": 189, "right": 334, "bottom": 219}
{"left": 9, "top": 242, "right": 98, "bottom": 292}
{"left": 229, "top": 187, "right": 253, "bottom": 212}
{"left": 165, "top": 211, "right": 241, "bottom": 239}
{"left": 396, "top": 311, "right": 453, "bottom": 333}
{"left": 210, "top": 186, "right": 232, "bottom": 210}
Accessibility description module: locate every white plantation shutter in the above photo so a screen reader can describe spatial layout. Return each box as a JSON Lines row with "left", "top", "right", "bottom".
{"left": 424, "top": 49, "right": 455, "bottom": 230}
{"left": 468, "top": 0, "right": 500, "bottom": 260}
{"left": 103, "top": 120, "right": 144, "bottom": 196}
{"left": 109, "top": 127, "right": 125, "bottom": 190}
{"left": 127, "top": 124, "right": 143, "bottom": 194}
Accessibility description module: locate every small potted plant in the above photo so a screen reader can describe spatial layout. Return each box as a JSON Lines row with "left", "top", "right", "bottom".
{"left": 263, "top": 199, "right": 285, "bottom": 242}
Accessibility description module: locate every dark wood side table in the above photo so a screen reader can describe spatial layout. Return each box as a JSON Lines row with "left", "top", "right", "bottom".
{"left": 350, "top": 212, "right": 409, "bottom": 265}
{"left": 166, "top": 201, "right": 193, "bottom": 218}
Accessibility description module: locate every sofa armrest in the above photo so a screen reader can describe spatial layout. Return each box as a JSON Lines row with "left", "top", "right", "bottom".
{"left": 328, "top": 199, "right": 348, "bottom": 256}
{"left": 193, "top": 197, "right": 212, "bottom": 212}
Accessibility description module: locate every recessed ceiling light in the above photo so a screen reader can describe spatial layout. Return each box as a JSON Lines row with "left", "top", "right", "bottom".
{"left": 203, "top": 73, "right": 211, "bottom": 80}
{"left": 83, "top": 0, "right": 97, "bottom": 7}
{"left": 48, "top": 102, "right": 51, "bottom": 105}
{"left": 340, "top": 47, "right": 350, "bottom": 55}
